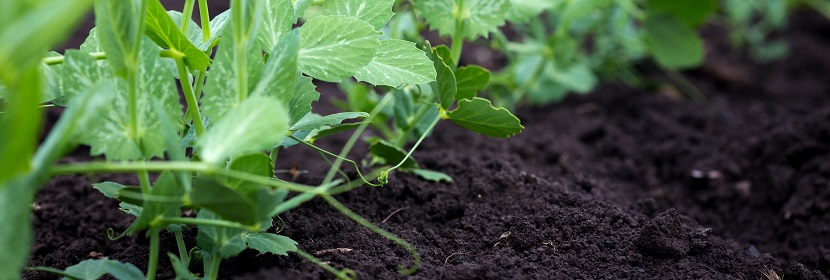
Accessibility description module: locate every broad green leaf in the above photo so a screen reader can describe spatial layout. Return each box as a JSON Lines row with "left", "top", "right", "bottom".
{"left": 198, "top": 10, "right": 231, "bottom": 50}
{"left": 61, "top": 258, "right": 145, "bottom": 280}
{"left": 79, "top": 41, "right": 182, "bottom": 160}
{"left": 166, "top": 11, "right": 202, "bottom": 45}
{"left": 287, "top": 74, "right": 320, "bottom": 126}
{"left": 199, "top": 96, "right": 290, "bottom": 164}
{"left": 0, "top": 0, "right": 92, "bottom": 84}
{"left": 646, "top": 0, "right": 716, "bottom": 27}
{"left": 196, "top": 210, "right": 247, "bottom": 258}
{"left": 416, "top": 0, "right": 510, "bottom": 40}
{"left": 354, "top": 39, "right": 437, "bottom": 87}
{"left": 409, "top": 169, "right": 453, "bottom": 183}
{"left": 298, "top": 16, "right": 381, "bottom": 82}
{"left": 544, "top": 61, "right": 597, "bottom": 93}
{"left": 433, "top": 45, "right": 454, "bottom": 70}
{"left": 131, "top": 171, "right": 185, "bottom": 232}
{"left": 191, "top": 177, "right": 258, "bottom": 225}
{"left": 61, "top": 50, "right": 111, "bottom": 103}
{"left": 558, "top": 0, "right": 611, "bottom": 29}
{"left": 40, "top": 52, "right": 64, "bottom": 103}
{"left": 426, "top": 45, "right": 456, "bottom": 110}
{"left": 0, "top": 68, "right": 42, "bottom": 183}
{"left": 370, "top": 139, "right": 418, "bottom": 169}
{"left": 393, "top": 90, "right": 414, "bottom": 130}
{"left": 93, "top": 0, "right": 143, "bottom": 78}
{"left": 455, "top": 65, "right": 490, "bottom": 100}
{"left": 0, "top": 176, "right": 37, "bottom": 279}
{"left": 258, "top": 0, "right": 294, "bottom": 51}
{"left": 322, "top": 0, "right": 396, "bottom": 30}
{"left": 251, "top": 29, "right": 300, "bottom": 107}
{"left": 507, "top": 0, "right": 556, "bottom": 23}
{"left": 93, "top": 182, "right": 128, "bottom": 199}
{"left": 201, "top": 24, "right": 265, "bottom": 122}
{"left": 290, "top": 112, "right": 369, "bottom": 132}
{"left": 226, "top": 153, "right": 275, "bottom": 190}
{"left": 644, "top": 14, "right": 704, "bottom": 69}
{"left": 144, "top": 0, "right": 211, "bottom": 71}
{"left": 243, "top": 233, "right": 298, "bottom": 256}
{"left": 447, "top": 97, "right": 523, "bottom": 138}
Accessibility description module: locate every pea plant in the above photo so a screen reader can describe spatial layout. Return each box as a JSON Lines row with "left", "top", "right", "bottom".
{"left": 0, "top": 0, "right": 525, "bottom": 279}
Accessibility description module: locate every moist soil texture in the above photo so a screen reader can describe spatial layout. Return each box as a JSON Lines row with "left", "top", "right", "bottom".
{"left": 21, "top": 8, "right": 830, "bottom": 280}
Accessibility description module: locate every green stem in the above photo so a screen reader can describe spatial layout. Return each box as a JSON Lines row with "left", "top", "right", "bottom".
{"left": 137, "top": 170, "right": 152, "bottom": 195}
{"left": 174, "top": 230, "right": 190, "bottom": 267}
{"left": 328, "top": 167, "right": 388, "bottom": 195}
{"left": 322, "top": 194, "right": 420, "bottom": 275}
{"left": 42, "top": 52, "right": 106, "bottom": 65}
{"left": 231, "top": 0, "right": 248, "bottom": 103}
{"left": 181, "top": 0, "right": 196, "bottom": 33}
{"left": 174, "top": 55, "right": 205, "bottom": 137}
{"left": 322, "top": 93, "right": 394, "bottom": 185}
{"left": 161, "top": 217, "right": 258, "bottom": 231}
{"left": 198, "top": 0, "right": 210, "bottom": 43}
{"left": 288, "top": 135, "right": 381, "bottom": 187}
{"left": 146, "top": 227, "right": 161, "bottom": 280}
{"left": 294, "top": 249, "right": 355, "bottom": 280}
{"left": 383, "top": 115, "right": 439, "bottom": 179}
{"left": 206, "top": 251, "right": 221, "bottom": 279}
{"left": 50, "top": 161, "right": 319, "bottom": 194}
{"left": 270, "top": 147, "right": 280, "bottom": 167}
{"left": 394, "top": 104, "right": 432, "bottom": 147}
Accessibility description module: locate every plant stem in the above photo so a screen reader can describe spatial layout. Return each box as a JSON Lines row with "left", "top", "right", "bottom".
{"left": 137, "top": 170, "right": 152, "bottom": 195}
{"left": 198, "top": 0, "right": 211, "bottom": 43}
{"left": 42, "top": 52, "right": 106, "bottom": 65}
{"left": 394, "top": 104, "right": 432, "bottom": 147}
{"left": 294, "top": 249, "right": 354, "bottom": 280}
{"left": 146, "top": 227, "right": 161, "bottom": 280}
{"left": 50, "top": 161, "right": 319, "bottom": 194}
{"left": 161, "top": 217, "right": 258, "bottom": 231}
{"left": 288, "top": 135, "right": 380, "bottom": 186}
{"left": 387, "top": 115, "right": 439, "bottom": 174}
{"left": 322, "top": 93, "right": 393, "bottom": 185}
{"left": 174, "top": 230, "right": 190, "bottom": 267}
{"left": 174, "top": 56, "right": 205, "bottom": 137}
{"left": 231, "top": 0, "right": 248, "bottom": 103}
{"left": 181, "top": 0, "right": 196, "bottom": 33}
{"left": 321, "top": 193, "right": 420, "bottom": 275}
{"left": 270, "top": 147, "right": 280, "bottom": 167}
{"left": 206, "top": 252, "right": 221, "bottom": 280}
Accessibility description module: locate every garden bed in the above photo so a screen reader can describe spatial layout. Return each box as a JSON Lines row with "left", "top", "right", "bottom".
{"left": 22, "top": 8, "right": 830, "bottom": 280}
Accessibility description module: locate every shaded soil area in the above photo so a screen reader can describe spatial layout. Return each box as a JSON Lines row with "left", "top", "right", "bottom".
{"left": 22, "top": 8, "right": 830, "bottom": 280}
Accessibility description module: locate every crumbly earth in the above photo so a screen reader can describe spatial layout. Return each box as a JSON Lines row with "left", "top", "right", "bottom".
{"left": 22, "top": 7, "right": 830, "bottom": 280}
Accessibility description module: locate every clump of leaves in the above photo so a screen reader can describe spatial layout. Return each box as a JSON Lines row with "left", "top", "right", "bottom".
{"left": 0, "top": 0, "right": 524, "bottom": 279}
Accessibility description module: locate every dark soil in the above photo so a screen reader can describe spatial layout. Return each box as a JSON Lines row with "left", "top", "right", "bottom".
{"left": 21, "top": 7, "right": 830, "bottom": 280}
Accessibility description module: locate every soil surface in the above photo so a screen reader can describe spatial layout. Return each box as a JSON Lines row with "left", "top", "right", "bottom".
{"left": 21, "top": 6, "right": 830, "bottom": 280}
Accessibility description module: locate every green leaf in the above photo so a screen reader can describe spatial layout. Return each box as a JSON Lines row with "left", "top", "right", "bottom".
{"left": 198, "top": 10, "right": 231, "bottom": 50}
{"left": 298, "top": 15, "right": 381, "bottom": 82}
{"left": 62, "top": 258, "right": 145, "bottom": 280}
{"left": 0, "top": 176, "right": 37, "bottom": 279}
{"left": 199, "top": 96, "right": 290, "bottom": 164}
{"left": 226, "top": 153, "right": 275, "bottom": 190}
{"left": 79, "top": 41, "right": 182, "bottom": 160}
{"left": 196, "top": 210, "right": 247, "bottom": 258}
{"left": 93, "top": 0, "right": 143, "bottom": 78}
{"left": 167, "top": 253, "right": 199, "bottom": 280}
{"left": 543, "top": 61, "right": 597, "bottom": 93}
{"left": 293, "top": 0, "right": 314, "bottom": 22}
{"left": 354, "top": 39, "right": 437, "bottom": 87}
{"left": 455, "top": 65, "right": 490, "bottom": 100}
{"left": 507, "top": 0, "right": 556, "bottom": 23}
{"left": 201, "top": 20, "right": 265, "bottom": 122}
{"left": 243, "top": 233, "right": 298, "bottom": 256}
{"left": 558, "top": 0, "right": 611, "bottom": 28}
{"left": 290, "top": 112, "right": 370, "bottom": 132}
{"left": 251, "top": 29, "right": 300, "bottom": 108}
{"left": 447, "top": 97, "right": 523, "bottom": 138}
{"left": 646, "top": 0, "right": 716, "bottom": 27}
{"left": 287, "top": 74, "right": 320, "bottom": 126}
{"left": 131, "top": 171, "right": 185, "bottom": 232}
{"left": 258, "top": 0, "right": 294, "bottom": 51}
{"left": 322, "top": 0, "right": 395, "bottom": 30}
{"left": 416, "top": 0, "right": 510, "bottom": 40}
{"left": 144, "top": 0, "right": 211, "bottom": 71}
{"left": 0, "top": 0, "right": 92, "bottom": 84}
{"left": 93, "top": 182, "right": 127, "bottom": 199}
{"left": 166, "top": 11, "right": 202, "bottom": 45}
{"left": 61, "top": 50, "right": 111, "bottom": 103}
{"left": 409, "top": 169, "right": 453, "bottom": 183}
{"left": 644, "top": 13, "right": 704, "bottom": 69}
{"left": 426, "top": 45, "right": 456, "bottom": 110}
{"left": 370, "top": 139, "right": 418, "bottom": 169}
{"left": 190, "top": 177, "right": 258, "bottom": 225}
{"left": 0, "top": 69, "right": 42, "bottom": 183}
{"left": 433, "top": 45, "right": 455, "bottom": 70}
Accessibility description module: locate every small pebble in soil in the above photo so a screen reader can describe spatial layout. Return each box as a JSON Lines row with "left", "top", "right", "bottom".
{"left": 636, "top": 208, "right": 691, "bottom": 259}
